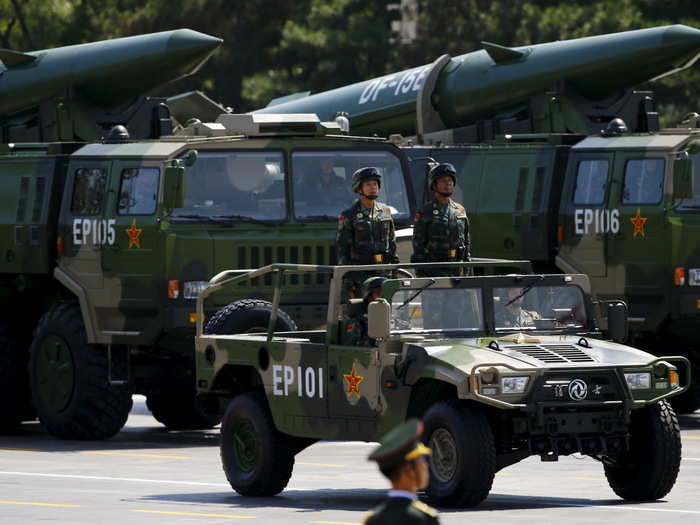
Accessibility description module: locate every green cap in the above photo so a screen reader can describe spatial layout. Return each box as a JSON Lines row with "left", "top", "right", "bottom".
{"left": 368, "top": 418, "right": 431, "bottom": 469}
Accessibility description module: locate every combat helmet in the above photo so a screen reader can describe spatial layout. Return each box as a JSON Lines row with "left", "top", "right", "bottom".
{"left": 361, "top": 276, "right": 387, "bottom": 300}
{"left": 428, "top": 162, "right": 457, "bottom": 189}
{"left": 602, "top": 117, "right": 628, "bottom": 136}
{"left": 352, "top": 166, "right": 382, "bottom": 192}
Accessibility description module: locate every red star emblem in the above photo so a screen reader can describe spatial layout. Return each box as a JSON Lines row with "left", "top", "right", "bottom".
{"left": 125, "top": 219, "right": 142, "bottom": 248}
{"left": 343, "top": 362, "right": 364, "bottom": 400}
{"left": 630, "top": 208, "right": 647, "bottom": 238}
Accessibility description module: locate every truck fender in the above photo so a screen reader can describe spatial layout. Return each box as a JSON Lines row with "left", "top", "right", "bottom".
{"left": 53, "top": 267, "right": 98, "bottom": 343}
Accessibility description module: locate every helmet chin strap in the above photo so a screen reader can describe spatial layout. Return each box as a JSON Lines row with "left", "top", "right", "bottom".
{"left": 360, "top": 192, "right": 378, "bottom": 200}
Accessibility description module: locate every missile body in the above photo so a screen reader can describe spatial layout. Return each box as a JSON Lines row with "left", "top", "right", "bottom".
{"left": 0, "top": 29, "right": 222, "bottom": 116}
{"left": 254, "top": 25, "right": 700, "bottom": 136}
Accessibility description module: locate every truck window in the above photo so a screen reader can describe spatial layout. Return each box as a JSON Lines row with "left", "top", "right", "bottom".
{"left": 118, "top": 168, "right": 160, "bottom": 215}
{"left": 681, "top": 152, "right": 700, "bottom": 209}
{"left": 70, "top": 168, "right": 107, "bottom": 216}
{"left": 389, "top": 288, "right": 483, "bottom": 332}
{"left": 573, "top": 160, "right": 608, "bottom": 205}
{"left": 173, "top": 151, "right": 286, "bottom": 221}
{"left": 622, "top": 158, "right": 664, "bottom": 204}
{"left": 291, "top": 150, "right": 409, "bottom": 220}
{"left": 493, "top": 285, "right": 587, "bottom": 330}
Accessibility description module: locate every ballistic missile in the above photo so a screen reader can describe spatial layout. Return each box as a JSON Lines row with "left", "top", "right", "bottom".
{"left": 0, "top": 29, "right": 222, "bottom": 116}
{"left": 254, "top": 24, "right": 700, "bottom": 136}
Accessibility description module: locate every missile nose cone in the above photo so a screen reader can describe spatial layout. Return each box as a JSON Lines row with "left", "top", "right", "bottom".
{"left": 662, "top": 24, "right": 700, "bottom": 46}
{"left": 167, "top": 29, "right": 223, "bottom": 54}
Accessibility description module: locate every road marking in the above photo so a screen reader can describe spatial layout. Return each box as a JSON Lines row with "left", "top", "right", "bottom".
{"left": 682, "top": 436, "right": 700, "bottom": 440}
{"left": 0, "top": 500, "right": 79, "bottom": 508}
{"left": 83, "top": 451, "right": 191, "bottom": 459}
{"left": 490, "top": 497, "right": 700, "bottom": 515}
{"left": 297, "top": 461, "right": 347, "bottom": 467}
{"left": 684, "top": 458, "right": 700, "bottom": 461}
{"left": 0, "top": 471, "right": 230, "bottom": 487}
{"left": 131, "top": 510, "right": 254, "bottom": 519}
{"left": 0, "top": 447, "right": 42, "bottom": 452}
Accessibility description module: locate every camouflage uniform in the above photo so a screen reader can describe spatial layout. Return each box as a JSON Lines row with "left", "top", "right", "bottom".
{"left": 411, "top": 198, "right": 470, "bottom": 277}
{"left": 337, "top": 199, "right": 398, "bottom": 296}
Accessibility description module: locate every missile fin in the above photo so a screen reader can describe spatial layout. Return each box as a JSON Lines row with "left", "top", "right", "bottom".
{"left": 482, "top": 41, "right": 526, "bottom": 64}
{"left": 0, "top": 48, "right": 37, "bottom": 68}
{"left": 266, "top": 91, "right": 311, "bottom": 107}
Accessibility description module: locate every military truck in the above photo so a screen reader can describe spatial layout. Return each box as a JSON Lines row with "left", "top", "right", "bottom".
{"left": 0, "top": 111, "right": 415, "bottom": 440}
{"left": 194, "top": 261, "right": 689, "bottom": 508}
{"left": 250, "top": 24, "right": 700, "bottom": 411}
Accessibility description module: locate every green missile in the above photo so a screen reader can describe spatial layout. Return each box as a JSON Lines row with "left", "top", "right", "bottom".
{"left": 254, "top": 25, "right": 700, "bottom": 136}
{"left": 0, "top": 29, "right": 222, "bottom": 116}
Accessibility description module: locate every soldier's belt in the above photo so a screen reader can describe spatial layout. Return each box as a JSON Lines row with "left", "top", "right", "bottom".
{"left": 350, "top": 253, "right": 387, "bottom": 264}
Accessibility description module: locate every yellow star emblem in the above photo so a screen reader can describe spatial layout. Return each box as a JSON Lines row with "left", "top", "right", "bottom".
{"left": 343, "top": 362, "right": 364, "bottom": 400}
{"left": 630, "top": 208, "right": 648, "bottom": 238}
{"left": 125, "top": 219, "right": 142, "bottom": 248}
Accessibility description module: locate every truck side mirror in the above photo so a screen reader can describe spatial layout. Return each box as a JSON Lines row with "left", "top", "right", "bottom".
{"left": 163, "top": 166, "right": 186, "bottom": 210}
{"left": 607, "top": 301, "right": 628, "bottom": 343}
{"left": 368, "top": 298, "right": 391, "bottom": 341}
{"left": 673, "top": 157, "right": 694, "bottom": 199}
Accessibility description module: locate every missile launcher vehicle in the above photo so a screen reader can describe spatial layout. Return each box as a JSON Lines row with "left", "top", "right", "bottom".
{"left": 253, "top": 24, "right": 700, "bottom": 411}
{"left": 0, "top": 33, "right": 416, "bottom": 440}
{"left": 194, "top": 261, "right": 690, "bottom": 507}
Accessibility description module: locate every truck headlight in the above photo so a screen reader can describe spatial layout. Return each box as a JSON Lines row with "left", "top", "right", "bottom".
{"left": 689, "top": 268, "right": 700, "bottom": 286}
{"left": 624, "top": 372, "right": 651, "bottom": 390}
{"left": 501, "top": 376, "right": 529, "bottom": 394}
{"left": 183, "top": 281, "right": 209, "bottom": 299}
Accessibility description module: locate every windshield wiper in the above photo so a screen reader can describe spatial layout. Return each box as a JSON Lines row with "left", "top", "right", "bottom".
{"left": 504, "top": 275, "right": 545, "bottom": 307}
{"left": 398, "top": 279, "right": 436, "bottom": 310}
{"left": 172, "top": 214, "right": 232, "bottom": 227}
{"left": 213, "top": 214, "right": 276, "bottom": 227}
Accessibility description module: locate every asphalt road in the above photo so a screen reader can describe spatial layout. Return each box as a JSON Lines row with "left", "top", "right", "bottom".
{"left": 0, "top": 397, "right": 698, "bottom": 524}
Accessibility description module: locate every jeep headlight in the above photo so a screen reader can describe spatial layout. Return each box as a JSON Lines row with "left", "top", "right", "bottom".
{"left": 183, "top": 281, "right": 209, "bottom": 300}
{"left": 689, "top": 268, "right": 700, "bottom": 286}
{"left": 501, "top": 376, "right": 529, "bottom": 394}
{"left": 624, "top": 372, "right": 651, "bottom": 390}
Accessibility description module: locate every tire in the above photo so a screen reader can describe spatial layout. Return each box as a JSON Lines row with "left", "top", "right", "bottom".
{"left": 204, "top": 299, "right": 297, "bottom": 335}
{"left": 29, "top": 302, "right": 133, "bottom": 440}
{"left": 422, "top": 399, "right": 496, "bottom": 507}
{"left": 0, "top": 322, "right": 31, "bottom": 432}
{"left": 604, "top": 400, "right": 681, "bottom": 501}
{"left": 220, "top": 392, "right": 294, "bottom": 496}
{"left": 147, "top": 389, "right": 221, "bottom": 430}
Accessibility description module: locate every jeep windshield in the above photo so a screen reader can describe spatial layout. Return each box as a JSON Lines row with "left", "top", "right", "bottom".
{"left": 388, "top": 283, "right": 588, "bottom": 334}
{"left": 291, "top": 150, "right": 410, "bottom": 221}
{"left": 172, "top": 151, "right": 286, "bottom": 222}
{"left": 493, "top": 285, "right": 588, "bottom": 331}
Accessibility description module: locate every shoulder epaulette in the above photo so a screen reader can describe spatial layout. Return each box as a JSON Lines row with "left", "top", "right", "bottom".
{"left": 411, "top": 500, "right": 439, "bottom": 518}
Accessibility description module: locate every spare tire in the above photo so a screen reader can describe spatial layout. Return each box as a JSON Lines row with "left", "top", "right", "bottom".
{"left": 204, "top": 299, "right": 297, "bottom": 335}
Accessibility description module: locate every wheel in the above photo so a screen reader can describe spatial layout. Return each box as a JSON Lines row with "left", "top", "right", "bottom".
{"left": 0, "top": 322, "right": 32, "bottom": 432}
{"left": 603, "top": 400, "right": 681, "bottom": 500}
{"left": 147, "top": 388, "right": 221, "bottom": 430}
{"left": 205, "top": 299, "right": 297, "bottom": 335}
{"left": 220, "top": 392, "right": 294, "bottom": 496}
{"left": 422, "top": 399, "right": 496, "bottom": 507}
{"left": 29, "top": 302, "right": 133, "bottom": 440}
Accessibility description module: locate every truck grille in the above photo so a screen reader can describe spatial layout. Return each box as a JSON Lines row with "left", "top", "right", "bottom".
{"left": 235, "top": 243, "right": 336, "bottom": 286}
{"left": 504, "top": 344, "right": 595, "bottom": 363}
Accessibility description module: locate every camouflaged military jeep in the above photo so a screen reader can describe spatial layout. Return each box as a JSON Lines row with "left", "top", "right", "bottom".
{"left": 195, "top": 260, "right": 690, "bottom": 508}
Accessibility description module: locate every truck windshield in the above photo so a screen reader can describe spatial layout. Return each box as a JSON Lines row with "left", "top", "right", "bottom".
{"left": 680, "top": 151, "right": 700, "bottom": 209}
{"left": 389, "top": 288, "right": 484, "bottom": 333}
{"left": 493, "top": 285, "right": 587, "bottom": 330}
{"left": 291, "top": 150, "right": 410, "bottom": 220}
{"left": 173, "top": 151, "right": 286, "bottom": 221}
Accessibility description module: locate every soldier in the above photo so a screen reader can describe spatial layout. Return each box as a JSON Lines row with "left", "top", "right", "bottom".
{"left": 363, "top": 418, "right": 440, "bottom": 525}
{"left": 342, "top": 276, "right": 385, "bottom": 346}
{"left": 337, "top": 167, "right": 398, "bottom": 297}
{"left": 411, "top": 163, "right": 470, "bottom": 277}
{"left": 495, "top": 287, "right": 541, "bottom": 328}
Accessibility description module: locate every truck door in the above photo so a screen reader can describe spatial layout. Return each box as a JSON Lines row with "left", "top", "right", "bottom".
{"left": 58, "top": 161, "right": 114, "bottom": 340}
{"left": 558, "top": 155, "right": 612, "bottom": 277}
{"left": 606, "top": 155, "right": 667, "bottom": 318}
{"left": 101, "top": 161, "right": 163, "bottom": 340}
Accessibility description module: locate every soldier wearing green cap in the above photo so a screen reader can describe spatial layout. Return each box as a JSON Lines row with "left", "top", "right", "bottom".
{"left": 363, "top": 418, "right": 440, "bottom": 524}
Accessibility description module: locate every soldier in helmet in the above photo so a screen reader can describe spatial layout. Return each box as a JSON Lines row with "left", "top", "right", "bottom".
{"left": 337, "top": 167, "right": 398, "bottom": 297}
{"left": 363, "top": 418, "right": 439, "bottom": 525}
{"left": 342, "top": 276, "right": 386, "bottom": 346}
{"left": 412, "top": 163, "right": 470, "bottom": 277}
